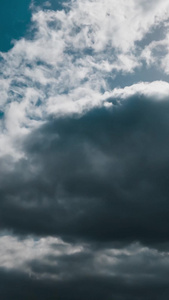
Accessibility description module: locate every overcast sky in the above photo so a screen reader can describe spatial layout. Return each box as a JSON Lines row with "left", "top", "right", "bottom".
{"left": 1, "top": 0, "right": 169, "bottom": 299}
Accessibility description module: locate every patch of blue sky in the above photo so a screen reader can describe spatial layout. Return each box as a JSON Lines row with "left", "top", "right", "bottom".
{"left": 34, "top": 0, "right": 70, "bottom": 11}
{"left": 136, "top": 20, "right": 168, "bottom": 49}
{"left": 0, "top": 110, "right": 4, "bottom": 119}
{"left": 106, "top": 22, "right": 169, "bottom": 90}
{"left": 0, "top": 0, "right": 70, "bottom": 52}
{"left": 0, "top": 0, "right": 31, "bottom": 51}
{"left": 107, "top": 63, "right": 169, "bottom": 91}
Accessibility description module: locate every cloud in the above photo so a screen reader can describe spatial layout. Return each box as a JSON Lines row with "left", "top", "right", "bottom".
{"left": 0, "top": 234, "right": 83, "bottom": 278}
{"left": 1, "top": 267, "right": 169, "bottom": 300}
{"left": 0, "top": 0, "right": 169, "bottom": 158}
{"left": 108, "top": 80, "right": 169, "bottom": 99}
{"left": 0, "top": 94, "right": 169, "bottom": 248}
{"left": 1, "top": 1, "right": 169, "bottom": 298}
{"left": 0, "top": 233, "right": 169, "bottom": 299}
{"left": 141, "top": 31, "right": 169, "bottom": 73}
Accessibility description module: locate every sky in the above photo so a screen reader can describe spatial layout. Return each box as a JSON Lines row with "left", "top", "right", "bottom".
{"left": 1, "top": 0, "right": 169, "bottom": 299}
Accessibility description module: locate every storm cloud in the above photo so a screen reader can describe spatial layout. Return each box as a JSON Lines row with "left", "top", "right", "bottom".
{"left": 0, "top": 95, "right": 169, "bottom": 247}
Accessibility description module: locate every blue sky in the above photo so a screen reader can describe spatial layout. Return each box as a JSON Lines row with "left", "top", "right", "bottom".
{"left": 0, "top": 0, "right": 31, "bottom": 51}
{"left": 0, "top": 0, "right": 66, "bottom": 51}
{"left": 1, "top": 1, "right": 169, "bottom": 299}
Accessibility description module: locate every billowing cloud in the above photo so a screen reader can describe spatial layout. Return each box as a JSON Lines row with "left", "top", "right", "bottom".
{"left": 0, "top": 94, "right": 169, "bottom": 248}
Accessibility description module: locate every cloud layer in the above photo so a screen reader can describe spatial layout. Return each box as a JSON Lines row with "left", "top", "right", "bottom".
{"left": 0, "top": 233, "right": 169, "bottom": 300}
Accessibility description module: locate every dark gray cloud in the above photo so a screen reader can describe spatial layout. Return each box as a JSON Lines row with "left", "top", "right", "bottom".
{"left": 0, "top": 266, "right": 169, "bottom": 300}
{"left": 1, "top": 94, "right": 169, "bottom": 298}
{"left": 0, "top": 95, "right": 169, "bottom": 247}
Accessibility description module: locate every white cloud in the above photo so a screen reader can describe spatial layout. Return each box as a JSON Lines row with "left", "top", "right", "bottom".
{"left": 0, "top": 0, "right": 169, "bottom": 158}
{"left": 141, "top": 30, "right": 169, "bottom": 74}
{"left": 108, "top": 81, "right": 169, "bottom": 100}
{"left": 0, "top": 233, "right": 169, "bottom": 281}
{"left": 0, "top": 234, "right": 84, "bottom": 279}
